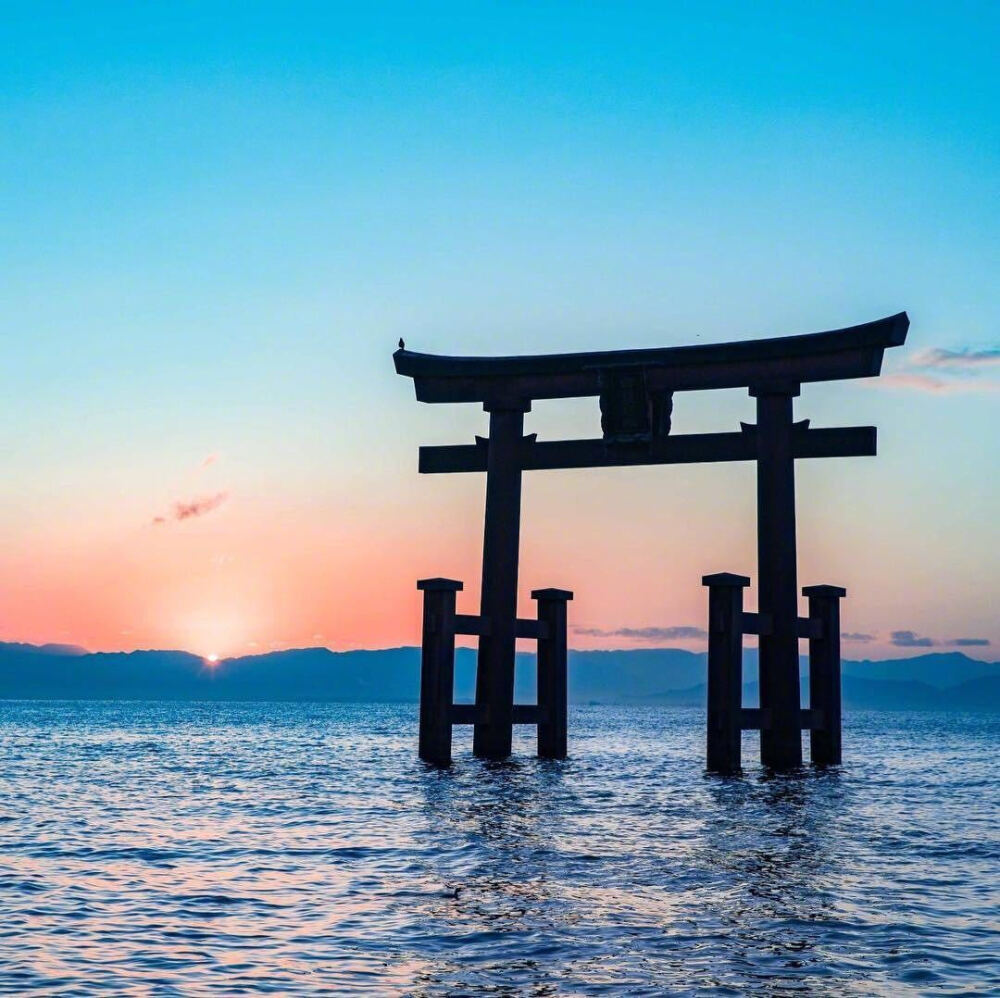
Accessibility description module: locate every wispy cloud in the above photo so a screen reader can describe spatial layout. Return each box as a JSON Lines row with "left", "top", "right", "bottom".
{"left": 909, "top": 347, "right": 1000, "bottom": 370}
{"left": 876, "top": 342, "right": 1000, "bottom": 394}
{"left": 153, "top": 491, "right": 230, "bottom": 525}
{"left": 174, "top": 492, "right": 229, "bottom": 520}
{"left": 876, "top": 372, "right": 998, "bottom": 394}
{"left": 573, "top": 625, "right": 707, "bottom": 642}
{"left": 887, "top": 629, "right": 992, "bottom": 649}
{"left": 842, "top": 632, "right": 876, "bottom": 643}
{"left": 890, "top": 629, "right": 935, "bottom": 648}
{"left": 201, "top": 453, "right": 219, "bottom": 468}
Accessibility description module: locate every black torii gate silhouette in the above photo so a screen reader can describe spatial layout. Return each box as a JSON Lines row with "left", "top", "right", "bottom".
{"left": 395, "top": 312, "right": 908, "bottom": 772}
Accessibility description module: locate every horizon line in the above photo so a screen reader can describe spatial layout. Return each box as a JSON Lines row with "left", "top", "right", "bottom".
{"left": 1, "top": 639, "right": 995, "bottom": 666}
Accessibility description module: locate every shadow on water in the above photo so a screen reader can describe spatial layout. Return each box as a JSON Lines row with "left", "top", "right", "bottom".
{"left": 695, "top": 766, "right": 861, "bottom": 992}
{"left": 420, "top": 715, "right": 993, "bottom": 994}
{"left": 411, "top": 757, "right": 575, "bottom": 994}
{"left": 408, "top": 745, "right": 878, "bottom": 995}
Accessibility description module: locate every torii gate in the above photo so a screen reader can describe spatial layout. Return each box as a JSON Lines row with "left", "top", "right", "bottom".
{"left": 395, "top": 312, "right": 908, "bottom": 772}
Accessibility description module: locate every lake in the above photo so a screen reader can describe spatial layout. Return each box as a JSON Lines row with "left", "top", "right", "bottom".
{"left": 0, "top": 702, "right": 996, "bottom": 994}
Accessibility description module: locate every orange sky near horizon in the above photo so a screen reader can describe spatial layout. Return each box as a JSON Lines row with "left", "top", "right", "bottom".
{"left": 2, "top": 376, "right": 995, "bottom": 662}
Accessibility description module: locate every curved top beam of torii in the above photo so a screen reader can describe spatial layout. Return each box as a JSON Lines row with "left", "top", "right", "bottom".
{"left": 394, "top": 311, "right": 908, "bottom": 403}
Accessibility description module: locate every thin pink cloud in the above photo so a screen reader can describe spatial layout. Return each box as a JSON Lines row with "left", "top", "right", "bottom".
{"left": 909, "top": 346, "right": 1000, "bottom": 370}
{"left": 873, "top": 372, "right": 1000, "bottom": 394}
{"left": 173, "top": 492, "right": 229, "bottom": 521}
{"left": 871, "top": 342, "right": 1000, "bottom": 394}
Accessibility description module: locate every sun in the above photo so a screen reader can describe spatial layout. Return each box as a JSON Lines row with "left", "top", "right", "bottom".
{"left": 206, "top": 653, "right": 219, "bottom": 665}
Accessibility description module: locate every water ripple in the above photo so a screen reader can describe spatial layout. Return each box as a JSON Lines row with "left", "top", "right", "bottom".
{"left": 0, "top": 701, "right": 997, "bottom": 994}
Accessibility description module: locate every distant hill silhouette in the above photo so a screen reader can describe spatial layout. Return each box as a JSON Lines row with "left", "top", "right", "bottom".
{"left": 1, "top": 641, "right": 89, "bottom": 657}
{"left": 0, "top": 643, "right": 996, "bottom": 711}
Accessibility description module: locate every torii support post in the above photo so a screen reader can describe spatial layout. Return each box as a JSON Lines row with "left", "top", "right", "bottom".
{"left": 417, "top": 578, "right": 462, "bottom": 766}
{"left": 474, "top": 401, "right": 529, "bottom": 761}
{"left": 752, "top": 386, "right": 803, "bottom": 770}
{"left": 703, "top": 573, "right": 750, "bottom": 775}
{"left": 533, "top": 588, "right": 573, "bottom": 759}
{"left": 804, "top": 584, "right": 846, "bottom": 767}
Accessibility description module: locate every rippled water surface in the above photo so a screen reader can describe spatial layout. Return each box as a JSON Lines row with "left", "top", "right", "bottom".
{"left": 1, "top": 702, "right": 997, "bottom": 994}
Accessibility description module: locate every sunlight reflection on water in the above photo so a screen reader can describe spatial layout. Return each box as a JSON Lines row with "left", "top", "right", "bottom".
{"left": 0, "top": 702, "right": 997, "bottom": 994}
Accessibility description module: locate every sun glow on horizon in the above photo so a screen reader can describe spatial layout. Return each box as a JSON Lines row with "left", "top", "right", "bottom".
{"left": 169, "top": 598, "right": 260, "bottom": 662}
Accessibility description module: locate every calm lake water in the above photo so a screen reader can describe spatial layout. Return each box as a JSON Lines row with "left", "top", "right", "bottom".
{"left": 0, "top": 701, "right": 997, "bottom": 995}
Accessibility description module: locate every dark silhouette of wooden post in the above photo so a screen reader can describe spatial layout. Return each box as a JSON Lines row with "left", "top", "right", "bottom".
{"left": 752, "top": 386, "right": 803, "bottom": 770}
{"left": 417, "top": 577, "right": 462, "bottom": 766}
{"left": 533, "top": 587, "right": 573, "bottom": 759}
{"left": 703, "top": 573, "right": 749, "bottom": 774}
{"left": 474, "top": 402, "right": 529, "bottom": 760}
{"left": 803, "top": 584, "right": 845, "bottom": 766}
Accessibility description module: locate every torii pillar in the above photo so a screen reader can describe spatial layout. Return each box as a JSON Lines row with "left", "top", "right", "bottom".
{"left": 473, "top": 401, "right": 529, "bottom": 760}
{"left": 753, "top": 385, "right": 802, "bottom": 769}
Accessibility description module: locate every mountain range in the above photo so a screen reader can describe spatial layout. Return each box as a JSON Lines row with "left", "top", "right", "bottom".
{"left": 0, "top": 642, "right": 997, "bottom": 711}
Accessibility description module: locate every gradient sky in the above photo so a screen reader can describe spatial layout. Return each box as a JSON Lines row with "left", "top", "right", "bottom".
{"left": 1, "top": 2, "right": 997, "bottom": 659}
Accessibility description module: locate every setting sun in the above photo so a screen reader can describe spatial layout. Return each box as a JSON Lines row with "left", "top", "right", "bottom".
{"left": 206, "top": 654, "right": 219, "bottom": 664}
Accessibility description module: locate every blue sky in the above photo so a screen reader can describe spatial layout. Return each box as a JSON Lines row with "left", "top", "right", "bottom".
{"left": 0, "top": 2, "right": 997, "bottom": 656}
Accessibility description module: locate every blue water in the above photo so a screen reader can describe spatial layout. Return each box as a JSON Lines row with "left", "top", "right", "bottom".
{"left": 0, "top": 702, "right": 996, "bottom": 995}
